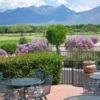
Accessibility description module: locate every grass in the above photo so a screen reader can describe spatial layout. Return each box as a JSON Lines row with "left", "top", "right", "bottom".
{"left": 0, "top": 32, "right": 100, "bottom": 47}
{"left": 0, "top": 33, "right": 44, "bottom": 47}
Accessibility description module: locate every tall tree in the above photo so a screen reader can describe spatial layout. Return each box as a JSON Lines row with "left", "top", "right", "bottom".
{"left": 46, "top": 25, "right": 67, "bottom": 54}
{"left": 16, "top": 24, "right": 32, "bottom": 36}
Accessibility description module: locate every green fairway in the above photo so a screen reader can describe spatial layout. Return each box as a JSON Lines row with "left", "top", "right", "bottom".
{"left": 0, "top": 32, "right": 100, "bottom": 47}
{"left": 0, "top": 33, "right": 44, "bottom": 47}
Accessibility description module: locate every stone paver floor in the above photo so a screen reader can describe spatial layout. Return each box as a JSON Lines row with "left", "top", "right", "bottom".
{"left": 0, "top": 85, "right": 83, "bottom": 100}
{"left": 47, "top": 85, "right": 83, "bottom": 100}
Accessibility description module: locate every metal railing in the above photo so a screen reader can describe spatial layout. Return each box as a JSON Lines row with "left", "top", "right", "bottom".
{"left": 50, "top": 46, "right": 100, "bottom": 86}
{"left": 61, "top": 61, "right": 83, "bottom": 86}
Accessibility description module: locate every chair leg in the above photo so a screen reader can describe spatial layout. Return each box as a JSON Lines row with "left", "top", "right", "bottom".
{"left": 43, "top": 95, "right": 47, "bottom": 100}
{"left": 34, "top": 98, "right": 38, "bottom": 100}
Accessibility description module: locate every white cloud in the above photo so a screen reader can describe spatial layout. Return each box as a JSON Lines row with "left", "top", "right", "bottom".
{"left": 67, "top": 0, "right": 100, "bottom": 12}
{"left": 0, "top": 0, "right": 100, "bottom": 12}
{"left": 43, "top": 0, "right": 68, "bottom": 6}
{"left": 0, "top": 0, "right": 45, "bottom": 12}
{"left": 57, "top": 0, "right": 68, "bottom": 5}
{"left": 69, "top": 5, "right": 91, "bottom": 12}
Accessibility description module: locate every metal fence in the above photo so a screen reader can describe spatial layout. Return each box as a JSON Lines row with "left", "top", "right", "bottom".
{"left": 61, "top": 61, "right": 83, "bottom": 86}
{"left": 61, "top": 60, "right": 100, "bottom": 86}
{"left": 50, "top": 46, "right": 100, "bottom": 86}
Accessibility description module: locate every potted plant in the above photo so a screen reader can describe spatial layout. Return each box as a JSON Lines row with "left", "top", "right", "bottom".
{"left": 82, "top": 61, "right": 96, "bottom": 73}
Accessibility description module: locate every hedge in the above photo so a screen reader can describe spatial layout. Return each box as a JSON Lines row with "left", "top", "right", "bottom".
{"left": 0, "top": 52, "right": 63, "bottom": 84}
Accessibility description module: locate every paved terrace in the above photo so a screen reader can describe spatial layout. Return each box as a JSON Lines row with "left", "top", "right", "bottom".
{"left": 47, "top": 85, "right": 83, "bottom": 100}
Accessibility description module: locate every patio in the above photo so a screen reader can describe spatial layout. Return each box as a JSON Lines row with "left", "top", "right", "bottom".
{"left": 47, "top": 85, "right": 83, "bottom": 100}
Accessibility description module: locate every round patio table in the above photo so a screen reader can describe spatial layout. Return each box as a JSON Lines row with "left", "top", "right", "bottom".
{"left": 90, "top": 73, "right": 100, "bottom": 85}
{"left": 90, "top": 74, "right": 100, "bottom": 80}
{"left": 90, "top": 73, "right": 100, "bottom": 94}
{"left": 11, "top": 78, "right": 41, "bottom": 100}
{"left": 64, "top": 95, "right": 100, "bottom": 100}
{"left": 11, "top": 78, "right": 40, "bottom": 87}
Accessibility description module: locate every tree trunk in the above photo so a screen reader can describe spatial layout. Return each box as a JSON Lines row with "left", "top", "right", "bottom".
{"left": 56, "top": 45, "right": 60, "bottom": 54}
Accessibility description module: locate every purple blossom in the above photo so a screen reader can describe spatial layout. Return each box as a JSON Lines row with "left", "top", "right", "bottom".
{"left": 21, "top": 46, "right": 28, "bottom": 53}
{"left": 15, "top": 39, "right": 49, "bottom": 54}
{"left": 91, "top": 36, "right": 98, "bottom": 44}
{"left": 65, "top": 36, "right": 94, "bottom": 51}
{"left": 0, "top": 49, "right": 7, "bottom": 58}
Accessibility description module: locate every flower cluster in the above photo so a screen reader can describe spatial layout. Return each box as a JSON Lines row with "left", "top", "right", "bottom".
{"left": 0, "top": 49, "right": 7, "bottom": 58}
{"left": 91, "top": 36, "right": 98, "bottom": 44}
{"left": 65, "top": 36, "right": 94, "bottom": 51}
{"left": 15, "top": 40, "right": 49, "bottom": 54}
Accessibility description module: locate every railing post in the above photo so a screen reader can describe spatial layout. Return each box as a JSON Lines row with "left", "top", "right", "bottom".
{"left": 72, "top": 64, "right": 74, "bottom": 85}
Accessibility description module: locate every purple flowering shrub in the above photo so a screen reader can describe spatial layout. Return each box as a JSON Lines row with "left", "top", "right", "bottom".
{"left": 91, "top": 36, "right": 98, "bottom": 44}
{"left": 15, "top": 40, "right": 48, "bottom": 54}
{"left": 0, "top": 49, "right": 7, "bottom": 58}
{"left": 65, "top": 36, "right": 94, "bottom": 51}
{"left": 15, "top": 44, "right": 29, "bottom": 54}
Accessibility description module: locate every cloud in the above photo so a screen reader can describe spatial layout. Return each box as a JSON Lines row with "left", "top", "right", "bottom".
{"left": 69, "top": 5, "right": 91, "bottom": 12}
{"left": 0, "top": 0, "right": 99, "bottom": 12}
{"left": 67, "top": 0, "right": 100, "bottom": 12}
{"left": 43, "top": 0, "right": 68, "bottom": 6}
{"left": 0, "top": 0, "right": 68, "bottom": 12}
{"left": 57, "top": 0, "right": 68, "bottom": 5}
{"left": 0, "top": 0, "right": 45, "bottom": 12}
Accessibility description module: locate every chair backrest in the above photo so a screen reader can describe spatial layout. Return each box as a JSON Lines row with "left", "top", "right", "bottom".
{"left": 43, "top": 75, "right": 53, "bottom": 95}
{"left": 78, "top": 72, "right": 87, "bottom": 83}
{"left": 78, "top": 72, "right": 91, "bottom": 91}
{"left": 32, "top": 69, "right": 48, "bottom": 81}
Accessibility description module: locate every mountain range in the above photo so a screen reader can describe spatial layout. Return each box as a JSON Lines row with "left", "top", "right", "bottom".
{"left": 0, "top": 5, "right": 100, "bottom": 25}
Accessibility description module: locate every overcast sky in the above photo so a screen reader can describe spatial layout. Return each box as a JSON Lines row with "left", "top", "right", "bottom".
{"left": 0, "top": 0, "right": 100, "bottom": 12}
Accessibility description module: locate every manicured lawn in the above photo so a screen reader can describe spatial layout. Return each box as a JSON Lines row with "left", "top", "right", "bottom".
{"left": 0, "top": 32, "right": 100, "bottom": 47}
{"left": 0, "top": 33, "right": 44, "bottom": 47}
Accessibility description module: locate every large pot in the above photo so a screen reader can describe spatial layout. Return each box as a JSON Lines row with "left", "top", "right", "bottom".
{"left": 83, "top": 61, "right": 96, "bottom": 73}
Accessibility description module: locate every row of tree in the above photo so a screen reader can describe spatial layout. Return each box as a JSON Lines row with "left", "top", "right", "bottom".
{"left": 0, "top": 24, "right": 100, "bottom": 34}
{"left": 67, "top": 24, "right": 100, "bottom": 33}
{"left": 0, "top": 24, "right": 48, "bottom": 35}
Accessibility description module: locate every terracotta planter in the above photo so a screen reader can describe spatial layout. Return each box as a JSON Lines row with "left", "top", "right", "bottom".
{"left": 83, "top": 61, "right": 96, "bottom": 73}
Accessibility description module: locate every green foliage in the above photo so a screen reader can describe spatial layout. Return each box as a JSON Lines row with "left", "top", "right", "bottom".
{"left": 7, "top": 26, "right": 18, "bottom": 33}
{"left": 30, "top": 25, "right": 37, "bottom": 33}
{"left": 65, "top": 51, "right": 98, "bottom": 61}
{"left": 35, "top": 25, "right": 48, "bottom": 33}
{"left": 16, "top": 24, "right": 33, "bottom": 36}
{"left": 0, "top": 52, "right": 63, "bottom": 84}
{"left": 16, "top": 24, "right": 32, "bottom": 32}
{"left": 46, "top": 25, "right": 67, "bottom": 53}
{"left": 46, "top": 25, "right": 67, "bottom": 46}
{"left": 0, "top": 26, "right": 8, "bottom": 33}
{"left": 64, "top": 51, "right": 100, "bottom": 69}
{"left": 67, "top": 24, "right": 100, "bottom": 34}
{"left": 0, "top": 24, "right": 100, "bottom": 34}
{"left": 7, "top": 24, "right": 33, "bottom": 35}
{"left": 63, "top": 60, "right": 83, "bottom": 69}
{"left": 1, "top": 43, "right": 17, "bottom": 54}
{"left": 19, "top": 37, "right": 27, "bottom": 44}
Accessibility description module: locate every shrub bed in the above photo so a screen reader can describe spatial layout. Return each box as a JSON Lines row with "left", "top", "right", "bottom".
{"left": 1, "top": 43, "right": 17, "bottom": 54}
{"left": 0, "top": 52, "right": 63, "bottom": 84}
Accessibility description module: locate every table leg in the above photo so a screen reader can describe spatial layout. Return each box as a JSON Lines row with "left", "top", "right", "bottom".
{"left": 17, "top": 87, "right": 27, "bottom": 100}
{"left": 22, "top": 87, "right": 27, "bottom": 100}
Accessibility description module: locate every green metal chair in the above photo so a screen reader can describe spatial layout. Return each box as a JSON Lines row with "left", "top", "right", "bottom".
{"left": 27, "top": 69, "right": 48, "bottom": 95}
{"left": 30, "top": 75, "right": 53, "bottom": 100}
{"left": 78, "top": 72, "right": 97, "bottom": 95}
{"left": 0, "top": 78, "right": 22, "bottom": 100}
